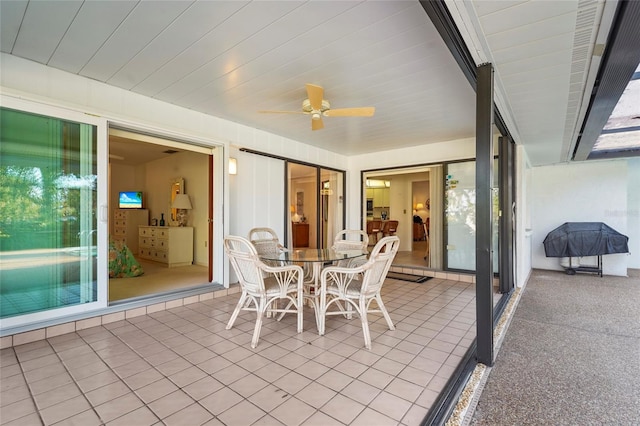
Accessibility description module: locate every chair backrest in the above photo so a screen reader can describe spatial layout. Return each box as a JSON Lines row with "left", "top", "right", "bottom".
{"left": 224, "top": 235, "right": 265, "bottom": 295}
{"left": 383, "top": 220, "right": 398, "bottom": 235}
{"left": 367, "top": 220, "right": 381, "bottom": 233}
{"left": 248, "top": 227, "right": 285, "bottom": 257}
{"left": 360, "top": 236, "right": 399, "bottom": 295}
{"left": 333, "top": 229, "right": 369, "bottom": 251}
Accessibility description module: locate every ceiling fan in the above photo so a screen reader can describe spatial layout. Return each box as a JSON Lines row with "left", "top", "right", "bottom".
{"left": 259, "top": 83, "right": 375, "bottom": 130}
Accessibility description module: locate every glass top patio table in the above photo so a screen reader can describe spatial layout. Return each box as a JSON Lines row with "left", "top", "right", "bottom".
{"left": 259, "top": 248, "right": 368, "bottom": 297}
{"left": 259, "top": 248, "right": 368, "bottom": 264}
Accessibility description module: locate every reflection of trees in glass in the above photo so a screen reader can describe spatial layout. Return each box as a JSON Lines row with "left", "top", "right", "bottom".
{"left": 0, "top": 166, "right": 42, "bottom": 226}
{"left": 446, "top": 188, "right": 476, "bottom": 233}
{"left": 445, "top": 189, "right": 500, "bottom": 232}
{"left": 0, "top": 165, "right": 96, "bottom": 250}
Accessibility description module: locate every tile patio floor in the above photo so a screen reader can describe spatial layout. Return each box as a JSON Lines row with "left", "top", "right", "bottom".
{"left": 1, "top": 276, "right": 487, "bottom": 425}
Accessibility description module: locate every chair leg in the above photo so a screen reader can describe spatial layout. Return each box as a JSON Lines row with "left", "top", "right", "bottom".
{"left": 252, "top": 299, "right": 267, "bottom": 349}
{"left": 376, "top": 294, "right": 395, "bottom": 331}
{"left": 226, "top": 291, "right": 247, "bottom": 330}
{"left": 297, "top": 288, "right": 303, "bottom": 333}
{"left": 345, "top": 300, "right": 353, "bottom": 320}
{"left": 318, "top": 289, "right": 326, "bottom": 335}
{"left": 359, "top": 298, "right": 371, "bottom": 350}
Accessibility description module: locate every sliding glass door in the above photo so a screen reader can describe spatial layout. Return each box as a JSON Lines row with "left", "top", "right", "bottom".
{"left": 320, "top": 168, "right": 344, "bottom": 248}
{"left": 1, "top": 104, "right": 106, "bottom": 320}
{"left": 287, "top": 163, "right": 345, "bottom": 249}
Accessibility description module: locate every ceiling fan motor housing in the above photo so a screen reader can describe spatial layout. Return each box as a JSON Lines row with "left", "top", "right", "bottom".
{"left": 302, "top": 99, "right": 331, "bottom": 116}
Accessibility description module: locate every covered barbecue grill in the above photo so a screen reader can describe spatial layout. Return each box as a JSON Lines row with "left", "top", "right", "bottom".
{"left": 543, "top": 222, "right": 629, "bottom": 276}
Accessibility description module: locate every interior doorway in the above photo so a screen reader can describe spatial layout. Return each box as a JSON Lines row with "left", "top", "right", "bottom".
{"left": 108, "top": 129, "right": 212, "bottom": 302}
{"left": 363, "top": 166, "right": 442, "bottom": 270}
{"left": 287, "top": 163, "right": 345, "bottom": 249}
{"left": 412, "top": 180, "right": 430, "bottom": 267}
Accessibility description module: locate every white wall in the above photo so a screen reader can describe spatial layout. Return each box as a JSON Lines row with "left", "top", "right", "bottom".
{"left": 515, "top": 145, "right": 533, "bottom": 287}
{"left": 229, "top": 149, "right": 286, "bottom": 241}
{"left": 144, "top": 152, "right": 209, "bottom": 265}
{"left": 626, "top": 158, "right": 640, "bottom": 268}
{"left": 531, "top": 160, "right": 632, "bottom": 276}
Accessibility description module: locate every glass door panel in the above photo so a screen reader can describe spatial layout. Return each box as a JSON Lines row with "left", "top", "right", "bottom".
{"left": 1, "top": 107, "right": 98, "bottom": 318}
{"left": 289, "top": 164, "right": 316, "bottom": 248}
{"left": 320, "top": 168, "right": 344, "bottom": 249}
{"left": 444, "top": 160, "right": 499, "bottom": 272}
{"left": 287, "top": 163, "right": 345, "bottom": 250}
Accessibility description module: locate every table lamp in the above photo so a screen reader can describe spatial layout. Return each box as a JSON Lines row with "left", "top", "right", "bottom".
{"left": 172, "top": 194, "right": 192, "bottom": 226}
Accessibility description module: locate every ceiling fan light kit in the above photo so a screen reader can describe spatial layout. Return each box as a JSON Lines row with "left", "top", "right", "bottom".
{"left": 260, "top": 83, "right": 375, "bottom": 130}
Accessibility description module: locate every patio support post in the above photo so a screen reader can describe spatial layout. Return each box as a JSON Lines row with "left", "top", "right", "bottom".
{"left": 499, "top": 136, "right": 514, "bottom": 294}
{"left": 476, "top": 63, "right": 494, "bottom": 366}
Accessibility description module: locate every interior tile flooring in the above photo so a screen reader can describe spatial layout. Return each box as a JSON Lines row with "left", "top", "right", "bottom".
{"left": 1, "top": 275, "right": 497, "bottom": 426}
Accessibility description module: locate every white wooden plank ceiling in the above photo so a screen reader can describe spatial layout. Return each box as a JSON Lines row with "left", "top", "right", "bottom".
{"left": 0, "top": 0, "right": 613, "bottom": 166}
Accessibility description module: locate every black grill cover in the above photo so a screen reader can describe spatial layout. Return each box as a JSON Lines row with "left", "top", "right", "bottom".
{"left": 543, "top": 222, "right": 629, "bottom": 258}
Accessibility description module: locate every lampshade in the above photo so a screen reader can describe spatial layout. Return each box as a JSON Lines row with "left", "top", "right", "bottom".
{"left": 172, "top": 194, "right": 192, "bottom": 210}
{"left": 416, "top": 203, "right": 424, "bottom": 210}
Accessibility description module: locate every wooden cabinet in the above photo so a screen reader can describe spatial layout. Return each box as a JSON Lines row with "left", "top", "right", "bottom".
{"left": 413, "top": 223, "right": 426, "bottom": 241}
{"left": 113, "top": 209, "right": 148, "bottom": 254}
{"left": 138, "top": 226, "right": 193, "bottom": 267}
{"left": 292, "top": 223, "right": 309, "bottom": 248}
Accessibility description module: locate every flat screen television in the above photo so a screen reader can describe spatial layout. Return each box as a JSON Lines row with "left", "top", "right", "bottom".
{"left": 119, "top": 191, "right": 143, "bottom": 209}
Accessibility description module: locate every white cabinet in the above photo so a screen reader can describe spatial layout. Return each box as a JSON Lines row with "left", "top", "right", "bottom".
{"left": 113, "top": 209, "right": 149, "bottom": 254}
{"left": 138, "top": 226, "right": 193, "bottom": 267}
{"left": 372, "top": 188, "right": 390, "bottom": 208}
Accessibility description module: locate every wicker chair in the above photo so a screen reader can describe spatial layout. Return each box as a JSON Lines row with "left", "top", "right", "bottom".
{"left": 332, "top": 229, "right": 369, "bottom": 268}
{"left": 319, "top": 236, "right": 399, "bottom": 349}
{"left": 224, "top": 236, "right": 304, "bottom": 348}
{"left": 248, "top": 227, "right": 287, "bottom": 258}
{"left": 333, "top": 229, "right": 369, "bottom": 251}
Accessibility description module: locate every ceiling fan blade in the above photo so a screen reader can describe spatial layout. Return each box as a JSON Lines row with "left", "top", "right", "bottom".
{"left": 324, "top": 107, "right": 375, "bottom": 117}
{"left": 311, "top": 117, "right": 324, "bottom": 131}
{"left": 306, "top": 84, "right": 324, "bottom": 111}
{"left": 258, "top": 110, "right": 305, "bottom": 114}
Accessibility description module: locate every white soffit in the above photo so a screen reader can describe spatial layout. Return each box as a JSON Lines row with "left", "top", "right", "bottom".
{"left": 448, "top": 0, "right": 608, "bottom": 166}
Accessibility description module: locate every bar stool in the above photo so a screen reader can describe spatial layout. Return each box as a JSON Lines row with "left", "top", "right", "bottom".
{"left": 366, "top": 220, "right": 382, "bottom": 244}
{"left": 382, "top": 220, "right": 398, "bottom": 236}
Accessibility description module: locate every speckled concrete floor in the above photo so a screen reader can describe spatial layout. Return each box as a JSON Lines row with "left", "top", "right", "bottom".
{"left": 470, "top": 268, "right": 640, "bottom": 425}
